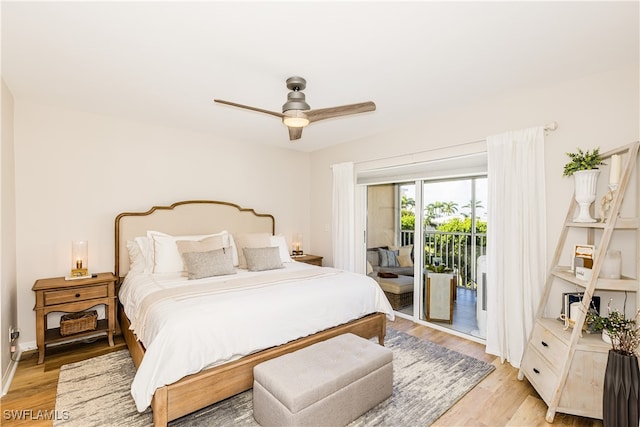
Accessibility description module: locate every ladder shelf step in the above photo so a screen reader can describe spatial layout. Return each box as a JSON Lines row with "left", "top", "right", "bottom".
{"left": 551, "top": 266, "right": 637, "bottom": 291}
{"left": 537, "top": 318, "right": 613, "bottom": 352}
{"left": 565, "top": 218, "right": 638, "bottom": 229}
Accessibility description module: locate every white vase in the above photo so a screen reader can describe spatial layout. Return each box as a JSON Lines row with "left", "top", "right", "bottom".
{"left": 602, "top": 329, "right": 622, "bottom": 347}
{"left": 599, "top": 250, "right": 622, "bottom": 279}
{"left": 573, "top": 170, "right": 600, "bottom": 223}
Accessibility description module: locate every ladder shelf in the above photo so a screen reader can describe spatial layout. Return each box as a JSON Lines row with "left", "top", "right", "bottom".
{"left": 518, "top": 141, "right": 639, "bottom": 423}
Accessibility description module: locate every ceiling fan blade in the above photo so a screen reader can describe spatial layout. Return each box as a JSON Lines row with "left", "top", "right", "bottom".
{"left": 306, "top": 101, "right": 376, "bottom": 123}
{"left": 214, "top": 99, "right": 284, "bottom": 118}
{"left": 288, "top": 126, "right": 303, "bottom": 141}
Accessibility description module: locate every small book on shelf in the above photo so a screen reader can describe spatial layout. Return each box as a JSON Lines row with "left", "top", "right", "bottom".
{"left": 561, "top": 292, "right": 601, "bottom": 320}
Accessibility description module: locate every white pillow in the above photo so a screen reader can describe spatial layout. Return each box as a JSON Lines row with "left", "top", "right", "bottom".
{"left": 148, "top": 230, "right": 231, "bottom": 273}
{"left": 126, "top": 240, "right": 145, "bottom": 273}
{"left": 228, "top": 233, "right": 239, "bottom": 266}
{"left": 270, "top": 234, "right": 293, "bottom": 263}
{"left": 134, "top": 236, "right": 154, "bottom": 273}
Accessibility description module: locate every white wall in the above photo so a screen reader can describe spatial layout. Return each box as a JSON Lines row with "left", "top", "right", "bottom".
{"left": 1, "top": 79, "right": 18, "bottom": 393}
{"left": 13, "top": 101, "right": 312, "bottom": 346}
{"left": 8, "top": 64, "right": 640, "bottom": 349}
{"left": 310, "top": 65, "right": 639, "bottom": 316}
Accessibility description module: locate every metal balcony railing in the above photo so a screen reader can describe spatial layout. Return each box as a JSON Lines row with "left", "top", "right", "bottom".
{"left": 400, "top": 229, "right": 487, "bottom": 289}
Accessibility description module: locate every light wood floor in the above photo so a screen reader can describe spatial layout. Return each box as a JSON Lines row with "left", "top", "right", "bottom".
{"left": 1, "top": 318, "right": 603, "bottom": 426}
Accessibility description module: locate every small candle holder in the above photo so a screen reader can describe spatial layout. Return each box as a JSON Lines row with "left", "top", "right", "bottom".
{"left": 291, "top": 233, "right": 304, "bottom": 257}
{"left": 70, "top": 240, "right": 89, "bottom": 278}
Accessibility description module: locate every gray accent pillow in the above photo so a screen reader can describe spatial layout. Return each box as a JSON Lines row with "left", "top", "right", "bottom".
{"left": 366, "top": 249, "right": 380, "bottom": 268}
{"left": 378, "top": 248, "right": 400, "bottom": 268}
{"left": 182, "top": 247, "right": 236, "bottom": 279}
{"left": 243, "top": 247, "right": 284, "bottom": 272}
{"left": 233, "top": 233, "right": 273, "bottom": 269}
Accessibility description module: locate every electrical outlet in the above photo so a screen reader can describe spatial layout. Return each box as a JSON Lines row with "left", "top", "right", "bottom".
{"left": 9, "top": 327, "right": 19, "bottom": 343}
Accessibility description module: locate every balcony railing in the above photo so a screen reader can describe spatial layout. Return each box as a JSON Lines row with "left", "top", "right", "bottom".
{"left": 400, "top": 229, "right": 486, "bottom": 289}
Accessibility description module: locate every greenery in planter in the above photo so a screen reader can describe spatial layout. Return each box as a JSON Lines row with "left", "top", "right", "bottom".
{"left": 586, "top": 304, "right": 640, "bottom": 356}
{"left": 425, "top": 264, "right": 454, "bottom": 274}
{"left": 563, "top": 147, "right": 605, "bottom": 177}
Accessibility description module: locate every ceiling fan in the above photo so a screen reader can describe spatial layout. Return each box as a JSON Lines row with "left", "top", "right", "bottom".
{"left": 214, "top": 76, "right": 376, "bottom": 141}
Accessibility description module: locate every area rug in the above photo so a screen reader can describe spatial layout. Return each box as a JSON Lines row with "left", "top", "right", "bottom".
{"left": 54, "top": 328, "right": 494, "bottom": 426}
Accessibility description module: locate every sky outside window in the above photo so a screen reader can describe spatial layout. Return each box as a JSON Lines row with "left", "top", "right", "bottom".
{"left": 401, "top": 178, "right": 488, "bottom": 222}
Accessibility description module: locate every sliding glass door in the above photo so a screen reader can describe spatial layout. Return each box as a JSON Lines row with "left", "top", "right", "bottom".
{"left": 365, "top": 176, "right": 487, "bottom": 338}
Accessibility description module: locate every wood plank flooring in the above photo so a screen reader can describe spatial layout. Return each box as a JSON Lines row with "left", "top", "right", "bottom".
{"left": 1, "top": 318, "right": 603, "bottom": 426}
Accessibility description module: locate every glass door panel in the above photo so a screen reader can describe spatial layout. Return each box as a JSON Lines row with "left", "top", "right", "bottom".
{"left": 366, "top": 183, "right": 418, "bottom": 317}
{"left": 422, "top": 177, "right": 487, "bottom": 336}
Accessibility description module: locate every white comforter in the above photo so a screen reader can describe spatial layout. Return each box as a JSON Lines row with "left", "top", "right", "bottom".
{"left": 119, "top": 262, "right": 394, "bottom": 412}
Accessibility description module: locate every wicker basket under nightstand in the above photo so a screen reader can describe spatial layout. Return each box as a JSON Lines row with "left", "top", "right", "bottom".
{"left": 60, "top": 310, "right": 98, "bottom": 336}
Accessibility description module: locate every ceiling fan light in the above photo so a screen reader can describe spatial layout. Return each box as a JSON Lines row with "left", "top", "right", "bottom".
{"left": 283, "top": 111, "right": 309, "bottom": 128}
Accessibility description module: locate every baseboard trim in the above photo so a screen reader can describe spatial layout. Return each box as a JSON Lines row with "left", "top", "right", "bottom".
{"left": 19, "top": 340, "right": 37, "bottom": 352}
{"left": 1, "top": 346, "right": 21, "bottom": 396}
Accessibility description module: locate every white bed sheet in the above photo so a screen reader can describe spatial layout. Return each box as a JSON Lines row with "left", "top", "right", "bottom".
{"left": 119, "top": 262, "right": 394, "bottom": 412}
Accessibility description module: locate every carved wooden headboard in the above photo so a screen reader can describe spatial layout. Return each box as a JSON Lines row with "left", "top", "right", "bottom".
{"left": 114, "top": 200, "right": 275, "bottom": 279}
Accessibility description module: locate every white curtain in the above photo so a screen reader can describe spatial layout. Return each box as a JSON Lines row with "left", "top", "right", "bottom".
{"left": 331, "top": 162, "right": 355, "bottom": 271}
{"left": 485, "top": 126, "right": 547, "bottom": 368}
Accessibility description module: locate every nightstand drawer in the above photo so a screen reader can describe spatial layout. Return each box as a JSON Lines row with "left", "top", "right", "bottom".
{"left": 44, "top": 284, "right": 109, "bottom": 306}
{"left": 294, "top": 254, "right": 323, "bottom": 266}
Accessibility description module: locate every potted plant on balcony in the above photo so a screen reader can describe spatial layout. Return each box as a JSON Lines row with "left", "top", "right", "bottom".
{"left": 563, "top": 147, "right": 605, "bottom": 223}
{"left": 587, "top": 305, "right": 640, "bottom": 427}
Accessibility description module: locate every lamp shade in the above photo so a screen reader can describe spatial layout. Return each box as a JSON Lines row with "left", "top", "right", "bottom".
{"left": 71, "top": 240, "right": 89, "bottom": 277}
{"left": 292, "top": 233, "right": 304, "bottom": 256}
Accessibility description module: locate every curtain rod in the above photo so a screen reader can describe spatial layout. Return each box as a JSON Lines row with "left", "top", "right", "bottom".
{"left": 353, "top": 121, "right": 558, "bottom": 166}
{"left": 544, "top": 121, "right": 559, "bottom": 131}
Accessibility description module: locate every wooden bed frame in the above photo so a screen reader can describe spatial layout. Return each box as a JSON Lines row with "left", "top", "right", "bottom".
{"left": 114, "top": 200, "right": 387, "bottom": 426}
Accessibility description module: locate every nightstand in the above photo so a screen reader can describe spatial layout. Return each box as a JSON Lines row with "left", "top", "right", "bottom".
{"left": 32, "top": 272, "right": 117, "bottom": 364}
{"left": 293, "top": 254, "right": 323, "bottom": 266}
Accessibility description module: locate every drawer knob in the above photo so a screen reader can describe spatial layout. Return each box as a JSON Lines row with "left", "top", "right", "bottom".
{"left": 75, "top": 293, "right": 81, "bottom": 298}
{"left": 533, "top": 368, "right": 540, "bottom": 374}
{"left": 541, "top": 340, "right": 548, "bottom": 347}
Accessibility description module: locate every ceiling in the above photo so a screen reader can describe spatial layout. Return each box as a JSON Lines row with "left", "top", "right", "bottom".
{"left": 2, "top": 1, "right": 638, "bottom": 152}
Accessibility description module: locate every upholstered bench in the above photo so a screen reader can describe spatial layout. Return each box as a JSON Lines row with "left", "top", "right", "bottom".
{"left": 375, "top": 275, "right": 414, "bottom": 310}
{"left": 253, "top": 333, "right": 393, "bottom": 426}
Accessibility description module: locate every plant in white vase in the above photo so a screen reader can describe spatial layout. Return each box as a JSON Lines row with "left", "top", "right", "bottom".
{"left": 563, "top": 147, "right": 605, "bottom": 223}
{"left": 587, "top": 306, "right": 640, "bottom": 353}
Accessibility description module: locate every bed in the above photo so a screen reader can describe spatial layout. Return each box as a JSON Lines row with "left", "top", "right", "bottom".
{"left": 115, "top": 200, "right": 393, "bottom": 426}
